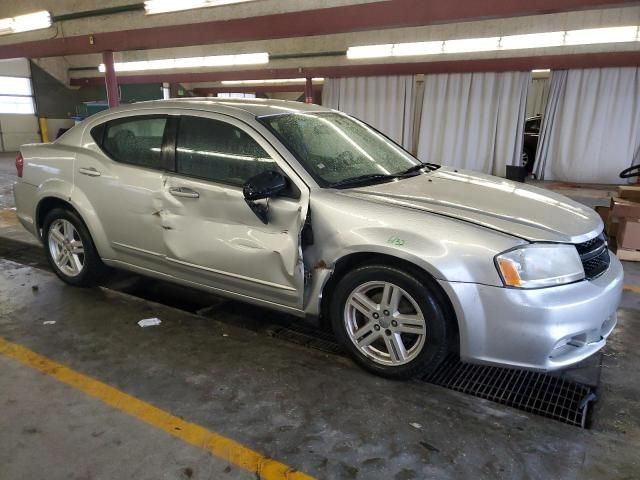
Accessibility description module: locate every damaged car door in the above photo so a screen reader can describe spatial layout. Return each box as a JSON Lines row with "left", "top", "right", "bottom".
{"left": 160, "top": 113, "right": 309, "bottom": 309}
{"left": 79, "top": 114, "right": 170, "bottom": 271}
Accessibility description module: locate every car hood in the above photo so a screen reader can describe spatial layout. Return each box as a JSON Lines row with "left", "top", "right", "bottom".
{"left": 337, "top": 167, "right": 603, "bottom": 243}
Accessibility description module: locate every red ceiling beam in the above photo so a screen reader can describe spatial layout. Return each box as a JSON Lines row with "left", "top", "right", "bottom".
{"left": 1, "top": 0, "right": 638, "bottom": 59}
{"left": 192, "top": 84, "right": 322, "bottom": 95}
{"left": 70, "top": 51, "right": 640, "bottom": 86}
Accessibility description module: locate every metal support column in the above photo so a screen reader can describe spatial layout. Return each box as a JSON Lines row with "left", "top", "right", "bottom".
{"left": 102, "top": 51, "right": 120, "bottom": 108}
{"left": 305, "top": 77, "right": 313, "bottom": 104}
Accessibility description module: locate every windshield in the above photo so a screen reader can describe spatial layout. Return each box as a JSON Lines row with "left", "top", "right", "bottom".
{"left": 259, "top": 112, "right": 428, "bottom": 187}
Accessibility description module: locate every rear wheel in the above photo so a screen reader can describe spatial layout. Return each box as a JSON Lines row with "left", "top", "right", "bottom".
{"left": 43, "top": 208, "right": 105, "bottom": 287}
{"left": 330, "top": 264, "right": 453, "bottom": 379}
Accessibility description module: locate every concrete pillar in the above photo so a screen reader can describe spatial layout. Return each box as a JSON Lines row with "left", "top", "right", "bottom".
{"left": 102, "top": 51, "right": 119, "bottom": 108}
{"left": 305, "top": 77, "right": 313, "bottom": 104}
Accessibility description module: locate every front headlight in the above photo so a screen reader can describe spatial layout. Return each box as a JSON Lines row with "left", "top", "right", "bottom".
{"left": 495, "top": 244, "right": 584, "bottom": 289}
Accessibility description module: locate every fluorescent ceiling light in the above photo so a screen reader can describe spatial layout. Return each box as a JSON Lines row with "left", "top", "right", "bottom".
{"left": 501, "top": 31, "right": 565, "bottom": 50}
{"left": 98, "top": 53, "right": 269, "bottom": 72}
{"left": 565, "top": 26, "right": 639, "bottom": 45}
{"left": 346, "top": 25, "right": 640, "bottom": 60}
{"left": 347, "top": 44, "right": 393, "bottom": 59}
{"left": 532, "top": 69, "right": 551, "bottom": 73}
{"left": 393, "top": 41, "right": 443, "bottom": 56}
{"left": 443, "top": 37, "right": 500, "bottom": 54}
{"left": 221, "top": 78, "right": 325, "bottom": 85}
{"left": 145, "top": 0, "right": 257, "bottom": 15}
{"left": 0, "top": 10, "right": 51, "bottom": 35}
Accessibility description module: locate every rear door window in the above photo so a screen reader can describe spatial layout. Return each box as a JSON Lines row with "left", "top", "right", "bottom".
{"left": 95, "top": 116, "right": 168, "bottom": 170}
{"left": 175, "top": 116, "right": 277, "bottom": 187}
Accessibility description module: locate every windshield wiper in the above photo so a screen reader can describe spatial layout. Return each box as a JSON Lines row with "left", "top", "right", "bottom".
{"left": 329, "top": 163, "right": 441, "bottom": 189}
{"left": 328, "top": 173, "right": 397, "bottom": 189}
{"left": 396, "top": 163, "right": 440, "bottom": 176}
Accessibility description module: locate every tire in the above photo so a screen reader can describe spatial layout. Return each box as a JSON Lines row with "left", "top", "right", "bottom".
{"left": 330, "top": 264, "right": 453, "bottom": 379}
{"left": 42, "top": 207, "right": 106, "bottom": 287}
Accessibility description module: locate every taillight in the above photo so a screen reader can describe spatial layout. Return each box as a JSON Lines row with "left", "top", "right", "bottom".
{"left": 15, "top": 152, "right": 23, "bottom": 178}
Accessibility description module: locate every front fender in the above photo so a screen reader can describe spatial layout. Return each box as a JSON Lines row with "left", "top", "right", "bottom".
{"left": 303, "top": 191, "right": 526, "bottom": 316}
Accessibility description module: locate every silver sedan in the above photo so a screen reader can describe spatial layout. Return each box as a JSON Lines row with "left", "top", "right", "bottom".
{"left": 13, "top": 98, "right": 623, "bottom": 378}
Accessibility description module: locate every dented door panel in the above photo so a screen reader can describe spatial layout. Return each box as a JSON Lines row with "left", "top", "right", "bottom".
{"left": 157, "top": 111, "right": 310, "bottom": 309}
{"left": 160, "top": 176, "right": 306, "bottom": 307}
{"left": 74, "top": 145, "right": 168, "bottom": 270}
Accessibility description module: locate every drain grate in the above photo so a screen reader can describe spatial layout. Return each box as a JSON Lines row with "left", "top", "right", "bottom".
{"left": 423, "top": 355, "right": 596, "bottom": 428}
{"left": 271, "top": 327, "right": 596, "bottom": 428}
{"left": 271, "top": 324, "right": 344, "bottom": 355}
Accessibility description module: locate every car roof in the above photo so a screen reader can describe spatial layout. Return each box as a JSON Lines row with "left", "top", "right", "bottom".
{"left": 101, "top": 97, "right": 332, "bottom": 118}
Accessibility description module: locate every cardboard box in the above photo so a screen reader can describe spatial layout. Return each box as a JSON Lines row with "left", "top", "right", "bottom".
{"left": 595, "top": 206, "right": 616, "bottom": 237}
{"left": 610, "top": 197, "right": 640, "bottom": 221}
{"left": 617, "top": 218, "right": 640, "bottom": 250}
{"left": 618, "top": 186, "right": 640, "bottom": 203}
{"left": 595, "top": 205, "right": 610, "bottom": 224}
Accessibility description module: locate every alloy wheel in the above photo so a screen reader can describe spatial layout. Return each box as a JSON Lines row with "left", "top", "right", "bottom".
{"left": 48, "top": 219, "right": 85, "bottom": 277}
{"left": 344, "top": 281, "right": 427, "bottom": 366}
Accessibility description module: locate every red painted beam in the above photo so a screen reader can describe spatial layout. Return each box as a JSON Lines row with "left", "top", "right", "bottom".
{"left": 102, "top": 51, "right": 119, "bottom": 107}
{"left": 192, "top": 84, "right": 322, "bottom": 95}
{"left": 304, "top": 78, "right": 313, "bottom": 104}
{"left": 1, "top": 0, "right": 638, "bottom": 59}
{"left": 71, "top": 51, "right": 640, "bottom": 86}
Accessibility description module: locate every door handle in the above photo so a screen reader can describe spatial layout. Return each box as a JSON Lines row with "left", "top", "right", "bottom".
{"left": 78, "top": 167, "right": 101, "bottom": 177}
{"left": 169, "top": 187, "right": 200, "bottom": 199}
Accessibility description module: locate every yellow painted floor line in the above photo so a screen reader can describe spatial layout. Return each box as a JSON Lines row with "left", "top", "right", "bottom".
{"left": 0, "top": 336, "right": 314, "bottom": 480}
{"left": 623, "top": 284, "right": 640, "bottom": 294}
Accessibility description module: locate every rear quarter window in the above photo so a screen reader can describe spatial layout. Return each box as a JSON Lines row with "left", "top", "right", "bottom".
{"left": 91, "top": 116, "right": 168, "bottom": 170}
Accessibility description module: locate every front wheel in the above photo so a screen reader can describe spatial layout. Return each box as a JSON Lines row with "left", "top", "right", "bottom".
{"left": 43, "top": 208, "right": 106, "bottom": 287}
{"left": 330, "top": 265, "right": 453, "bottom": 379}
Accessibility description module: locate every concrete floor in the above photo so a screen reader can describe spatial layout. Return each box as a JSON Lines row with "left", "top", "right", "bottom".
{"left": 1, "top": 152, "right": 639, "bottom": 479}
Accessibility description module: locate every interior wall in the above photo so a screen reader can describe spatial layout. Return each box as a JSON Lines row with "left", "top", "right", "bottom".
{"left": 30, "top": 61, "right": 79, "bottom": 119}
{"left": 266, "top": 92, "right": 304, "bottom": 101}
{"left": 0, "top": 114, "right": 39, "bottom": 151}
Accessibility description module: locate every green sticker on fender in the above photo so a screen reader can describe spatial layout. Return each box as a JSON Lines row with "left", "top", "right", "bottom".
{"left": 387, "top": 236, "right": 405, "bottom": 247}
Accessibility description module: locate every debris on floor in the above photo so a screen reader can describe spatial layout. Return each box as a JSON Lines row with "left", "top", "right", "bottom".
{"left": 138, "top": 318, "right": 162, "bottom": 327}
{"left": 409, "top": 422, "right": 423, "bottom": 430}
{"left": 42, "top": 320, "right": 56, "bottom": 325}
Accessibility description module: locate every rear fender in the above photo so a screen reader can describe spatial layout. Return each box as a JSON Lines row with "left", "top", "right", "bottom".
{"left": 35, "top": 183, "right": 114, "bottom": 259}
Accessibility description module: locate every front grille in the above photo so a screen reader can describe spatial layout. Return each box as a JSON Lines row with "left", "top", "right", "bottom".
{"left": 576, "top": 233, "right": 610, "bottom": 280}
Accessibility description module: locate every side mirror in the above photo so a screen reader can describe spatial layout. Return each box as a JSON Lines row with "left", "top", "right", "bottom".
{"left": 243, "top": 171, "right": 288, "bottom": 224}
{"left": 243, "top": 170, "right": 287, "bottom": 201}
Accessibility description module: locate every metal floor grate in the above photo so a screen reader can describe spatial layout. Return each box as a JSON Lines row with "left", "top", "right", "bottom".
{"left": 271, "top": 326, "right": 596, "bottom": 428}
{"left": 271, "top": 324, "right": 345, "bottom": 355}
{"left": 423, "top": 354, "right": 596, "bottom": 428}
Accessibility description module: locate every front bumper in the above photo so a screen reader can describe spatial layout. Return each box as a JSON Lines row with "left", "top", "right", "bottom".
{"left": 439, "top": 252, "right": 623, "bottom": 371}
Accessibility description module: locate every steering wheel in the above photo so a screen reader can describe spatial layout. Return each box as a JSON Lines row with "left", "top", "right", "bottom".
{"left": 620, "top": 165, "right": 640, "bottom": 179}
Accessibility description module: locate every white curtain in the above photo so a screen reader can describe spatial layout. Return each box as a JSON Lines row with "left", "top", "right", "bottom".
{"left": 535, "top": 68, "right": 640, "bottom": 184}
{"left": 526, "top": 77, "right": 550, "bottom": 117}
{"left": 416, "top": 71, "right": 529, "bottom": 177}
{"left": 322, "top": 75, "right": 415, "bottom": 149}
